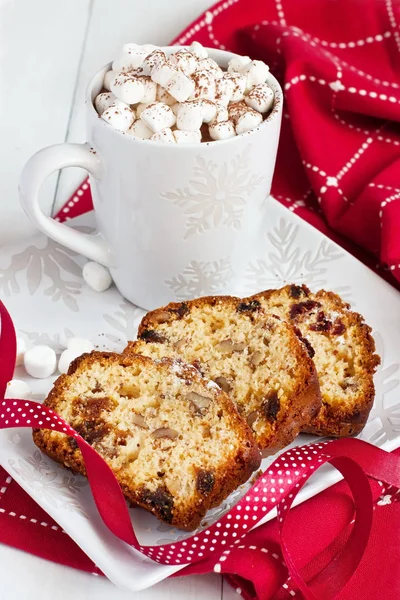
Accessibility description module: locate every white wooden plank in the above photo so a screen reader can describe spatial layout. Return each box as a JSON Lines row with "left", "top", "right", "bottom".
{"left": 0, "top": 0, "right": 90, "bottom": 244}
{"left": 53, "top": 0, "right": 215, "bottom": 213}
{"left": 0, "top": 545, "right": 222, "bottom": 600}
{"left": 223, "top": 577, "right": 243, "bottom": 599}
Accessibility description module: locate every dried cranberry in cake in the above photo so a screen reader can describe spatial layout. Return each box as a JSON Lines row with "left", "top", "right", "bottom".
{"left": 125, "top": 295, "right": 321, "bottom": 454}
{"left": 249, "top": 285, "right": 380, "bottom": 438}
{"left": 139, "top": 329, "right": 167, "bottom": 343}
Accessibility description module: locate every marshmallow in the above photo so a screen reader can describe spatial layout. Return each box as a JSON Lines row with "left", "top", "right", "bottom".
{"left": 67, "top": 337, "right": 94, "bottom": 353}
{"left": 190, "top": 41, "right": 208, "bottom": 59}
{"left": 190, "top": 70, "right": 215, "bottom": 100}
{"left": 24, "top": 345, "right": 57, "bottom": 379}
{"left": 209, "top": 120, "right": 236, "bottom": 141}
{"left": 16, "top": 337, "right": 26, "bottom": 366}
{"left": 141, "top": 77, "right": 157, "bottom": 103}
{"left": 166, "top": 70, "right": 196, "bottom": 102}
{"left": 228, "top": 101, "right": 248, "bottom": 124}
{"left": 5, "top": 379, "right": 31, "bottom": 399}
{"left": 156, "top": 85, "right": 176, "bottom": 106}
{"left": 58, "top": 348, "right": 80, "bottom": 375}
{"left": 245, "top": 82, "right": 274, "bottom": 113}
{"left": 227, "top": 55, "right": 251, "bottom": 74}
{"left": 235, "top": 108, "right": 263, "bottom": 134}
{"left": 101, "top": 101, "right": 134, "bottom": 132}
{"left": 140, "top": 102, "right": 176, "bottom": 132}
{"left": 111, "top": 72, "right": 145, "bottom": 104}
{"left": 173, "top": 130, "right": 202, "bottom": 144}
{"left": 212, "top": 104, "right": 229, "bottom": 123}
{"left": 171, "top": 102, "right": 179, "bottom": 116}
{"left": 128, "top": 119, "right": 153, "bottom": 139}
{"left": 104, "top": 69, "right": 116, "bottom": 91}
{"left": 95, "top": 92, "right": 117, "bottom": 114}
{"left": 196, "top": 58, "right": 223, "bottom": 79}
{"left": 199, "top": 99, "right": 217, "bottom": 123}
{"left": 150, "top": 128, "right": 176, "bottom": 143}
{"left": 215, "top": 76, "right": 235, "bottom": 106}
{"left": 170, "top": 50, "right": 198, "bottom": 75}
{"left": 244, "top": 60, "right": 269, "bottom": 88}
{"left": 151, "top": 61, "right": 177, "bottom": 88}
{"left": 224, "top": 73, "right": 247, "bottom": 101}
{"left": 141, "top": 43, "right": 158, "bottom": 54}
{"left": 136, "top": 102, "right": 151, "bottom": 117}
{"left": 112, "top": 43, "right": 147, "bottom": 72}
{"left": 141, "top": 49, "right": 167, "bottom": 76}
{"left": 82, "top": 261, "right": 113, "bottom": 292}
{"left": 176, "top": 101, "right": 203, "bottom": 131}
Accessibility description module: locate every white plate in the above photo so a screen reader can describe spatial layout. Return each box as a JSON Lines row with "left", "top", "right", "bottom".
{"left": 0, "top": 196, "right": 399, "bottom": 592}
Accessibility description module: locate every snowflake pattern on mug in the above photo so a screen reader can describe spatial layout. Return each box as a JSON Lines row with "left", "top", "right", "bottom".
{"left": 161, "top": 148, "right": 264, "bottom": 239}
{"left": 165, "top": 259, "right": 232, "bottom": 299}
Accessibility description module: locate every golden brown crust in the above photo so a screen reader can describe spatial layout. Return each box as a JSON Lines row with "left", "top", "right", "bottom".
{"left": 249, "top": 285, "right": 380, "bottom": 437}
{"left": 126, "top": 295, "right": 321, "bottom": 453}
{"left": 33, "top": 351, "right": 261, "bottom": 531}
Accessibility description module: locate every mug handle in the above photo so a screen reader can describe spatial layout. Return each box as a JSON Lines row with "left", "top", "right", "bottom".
{"left": 19, "top": 143, "right": 113, "bottom": 267}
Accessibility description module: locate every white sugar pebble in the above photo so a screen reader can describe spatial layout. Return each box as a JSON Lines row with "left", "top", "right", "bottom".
{"left": 190, "top": 41, "right": 208, "bottom": 59}
{"left": 209, "top": 120, "right": 236, "bottom": 140}
{"left": 176, "top": 101, "right": 203, "bottom": 131}
{"left": 173, "top": 130, "right": 202, "bottom": 144}
{"left": 245, "top": 83, "right": 274, "bottom": 113}
{"left": 151, "top": 128, "right": 176, "bottom": 143}
{"left": 101, "top": 101, "right": 134, "bottom": 132}
{"left": 141, "top": 102, "right": 176, "bottom": 132}
{"left": 166, "top": 70, "right": 196, "bottom": 102}
{"left": 67, "top": 337, "right": 94, "bottom": 353}
{"left": 82, "top": 261, "right": 113, "bottom": 292}
{"left": 235, "top": 109, "right": 263, "bottom": 134}
{"left": 58, "top": 348, "right": 82, "bottom": 374}
{"left": 15, "top": 337, "right": 26, "bottom": 366}
{"left": 228, "top": 55, "right": 252, "bottom": 74}
{"left": 244, "top": 60, "right": 270, "bottom": 88}
{"left": 111, "top": 72, "right": 145, "bottom": 104}
{"left": 103, "top": 69, "right": 116, "bottom": 91}
{"left": 5, "top": 379, "right": 31, "bottom": 399}
{"left": 95, "top": 92, "right": 117, "bottom": 115}
{"left": 128, "top": 119, "right": 153, "bottom": 139}
{"left": 24, "top": 346, "right": 57, "bottom": 379}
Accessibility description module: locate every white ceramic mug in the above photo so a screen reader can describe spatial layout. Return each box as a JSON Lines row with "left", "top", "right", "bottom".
{"left": 19, "top": 47, "right": 282, "bottom": 310}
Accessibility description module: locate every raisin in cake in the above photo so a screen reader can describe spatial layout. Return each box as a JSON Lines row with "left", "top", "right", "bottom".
{"left": 249, "top": 285, "right": 380, "bottom": 437}
{"left": 124, "top": 296, "right": 321, "bottom": 455}
{"left": 33, "top": 352, "right": 261, "bottom": 531}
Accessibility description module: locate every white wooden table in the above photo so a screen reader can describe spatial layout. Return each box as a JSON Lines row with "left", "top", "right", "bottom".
{"left": 0, "top": 1, "right": 239, "bottom": 597}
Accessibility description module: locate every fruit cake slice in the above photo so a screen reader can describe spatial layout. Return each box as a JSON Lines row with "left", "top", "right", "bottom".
{"left": 249, "top": 284, "right": 380, "bottom": 437}
{"left": 33, "top": 351, "right": 261, "bottom": 531}
{"left": 124, "top": 296, "right": 321, "bottom": 455}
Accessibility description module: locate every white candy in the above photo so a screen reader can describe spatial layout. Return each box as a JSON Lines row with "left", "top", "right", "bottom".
{"left": 173, "top": 130, "right": 202, "bottom": 144}
{"left": 166, "top": 70, "right": 196, "bottom": 102}
{"left": 190, "top": 70, "right": 215, "bottom": 100}
{"left": 24, "top": 345, "right": 57, "bottom": 379}
{"left": 104, "top": 69, "right": 116, "bottom": 91}
{"left": 128, "top": 119, "right": 153, "bottom": 139}
{"left": 141, "top": 102, "right": 176, "bottom": 132}
{"left": 141, "top": 50, "right": 167, "bottom": 76}
{"left": 235, "top": 108, "right": 263, "bottom": 134}
{"left": 111, "top": 72, "right": 145, "bottom": 104}
{"left": 151, "top": 128, "right": 176, "bottom": 143}
{"left": 141, "top": 77, "right": 157, "bottom": 103}
{"left": 112, "top": 43, "right": 147, "bottom": 72}
{"left": 82, "top": 261, "right": 113, "bottom": 292}
{"left": 151, "top": 61, "right": 177, "bottom": 88}
{"left": 199, "top": 99, "right": 217, "bottom": 123}
{"left": 212, "top": 104, "right": 229, "bottom": 123}
{"left": 244, "top": 60, "right": 269, "bottom": 88}
{"left": 245, "top": 82, "right": 274, "bottom": 113}
{"left": 101, "top": 101, "right": 134, "bottom": 132}
{"left": 67, "top": 337, "right": 94, "bottom": 353}
{"left": 16, "top": 337, "right": 26, "bottom": 366}
{"left": 227, "top": 55, "right": 251, "bottom": 74}
{"left": 176, "top": 101, "right": 203, "bottom": 131}
{"left": 196, "top": 58, "right": 223, "bottom": 79}
{"left": 209, "top": 120, "right": 236, "bottom": 141}
{"left": 5, "top": 379, "right": 31, "bottom": 399}
{"left": 224, "top": 73, "right": 247, "bottom": 101}
{"left": 95, "top": 92, "right": 117, "bottom": 114}
{"left": 170, "top": 50, "right": 198, "bottom": 75}
{"left": 156, "top": 85, "right": 176, "bottom": 106}
{"left": 190, "top": 41, "right": 208, "bottom": 59}
{"left": 58, "top": 349, "right": 80, "bottom": 375}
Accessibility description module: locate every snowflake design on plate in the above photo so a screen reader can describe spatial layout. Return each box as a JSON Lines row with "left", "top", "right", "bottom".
{"left": 165, "top": 259, "right": 232, "bottom": 299}
{"left": 20, "top": 328, "right": 75, "bottom": 353}
{"left": 0, "top": 234, "right": 88, "bottom": 312}
{"left": 161, "top": 148, "right": 264, "bottom": 239}
{"left": 102, "top": 301, "right": 145, "bottom": 350}
{"left": 9, "top": 451, "right": 88, "bottom": 517}
{"left": 245, "top": 218, "right": 350, "bottom": 297}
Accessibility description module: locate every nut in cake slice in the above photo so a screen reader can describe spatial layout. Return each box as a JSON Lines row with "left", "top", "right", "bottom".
{"left": 33, "top": 351, "right": 261, "bottom": 531}
{"left": 124, "top": 296, "right": 321, "bottom": 455}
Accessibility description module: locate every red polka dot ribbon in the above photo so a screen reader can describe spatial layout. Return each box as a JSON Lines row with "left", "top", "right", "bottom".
{"left": 1, "top": 300, "right": 400, "bottom": 599}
